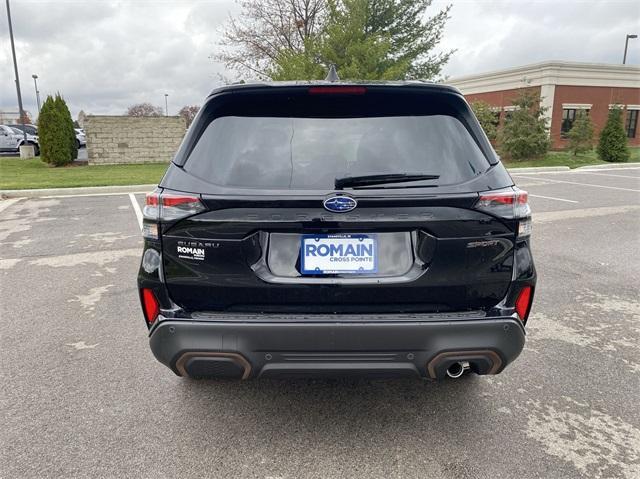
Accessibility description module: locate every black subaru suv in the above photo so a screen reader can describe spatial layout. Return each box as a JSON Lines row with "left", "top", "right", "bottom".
{"left": 137, "top": 81, "right": 535, "bottom": 380}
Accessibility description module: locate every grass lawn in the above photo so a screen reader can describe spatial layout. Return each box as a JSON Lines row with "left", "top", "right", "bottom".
{"left": 504, "top": 147, "right": 640, "bottom": 169}
{"left": 0, "top": 157, "right": 168, "bottom": 190}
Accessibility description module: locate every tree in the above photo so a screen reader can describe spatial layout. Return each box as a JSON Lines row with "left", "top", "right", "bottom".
{"left": 597, "top": 107, "right": 630, "bottom": 163}
{"left": 178, "top": 105, "right": 200, "bottom": 128}
{"left": 362, "top": 0, "right": 452, "bottom": 80}
{"left": 126, "top": 103, "right": 163, "bottom": 117}
{"left": 270, "top": 0, "right": 397, "bottom": 80}
{"left": 18, "top": 110, "right": 32, "bottom": 125}
{"left": 38, "top": 94, "right": 74, "bottom": 166}
{"left": 470, "top": 100, "right": 498, "bottom": 142}
{"left": 77, "top": 110, "right": 87, "bottom": 128}
{"left": 316, "top": 0, "right": 403, "bottom": 80}
{"left": 499, "top": 90, "right": 550, "bottom": 160}
{"left": 218, "top": 0, "right": 452, "bottom": 81}
{"left": 216, "top": 0, "right": 327, "bottom": 79}
{"left": 54, "top": 93, "right": 78, "bottom": 160}
{"left": 567, "top": 110, "right": 594, "bottom": 156}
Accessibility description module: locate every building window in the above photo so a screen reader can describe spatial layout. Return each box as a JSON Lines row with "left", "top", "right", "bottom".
{"left": 502, "top": 105, "right": 519, "bottom": 123}
{"left": 561, "top": 109, "right": 577, "bottom": 138}
{"left": 626, "top": 110, "right": 638, "bottom": 139}
{"left": 561, "top": 109, "right": 590, "bottom": 138}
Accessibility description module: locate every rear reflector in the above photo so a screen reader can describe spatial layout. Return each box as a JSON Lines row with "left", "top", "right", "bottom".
{"left": 141, "top": 288, "right": 160, "bottom": 324}
{"left": 515, "top": 286, "right": 532, "bottom": 321}
{"left": 308, "top": 86, "right": 367, "bottom": 95}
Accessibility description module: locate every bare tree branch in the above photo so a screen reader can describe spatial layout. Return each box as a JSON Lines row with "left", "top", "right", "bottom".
{"left": 126, "top": 103, "right": 163, "bottom": 117}
{"left": 214, "top": 0, "right": 326, "bottom": 79}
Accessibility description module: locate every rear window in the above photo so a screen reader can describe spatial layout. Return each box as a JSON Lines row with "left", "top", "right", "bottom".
{"left": 184, "top": 114, "right": 489, "bottom": 189}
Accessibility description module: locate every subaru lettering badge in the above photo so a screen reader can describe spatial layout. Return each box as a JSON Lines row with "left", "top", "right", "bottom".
{"left": 323, "top": 196, "right": 357, "bottom": 213}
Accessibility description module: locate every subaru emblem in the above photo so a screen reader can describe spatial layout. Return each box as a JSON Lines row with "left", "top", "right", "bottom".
{"left": 323, "top": 195, "right": 357, "bottom": 213}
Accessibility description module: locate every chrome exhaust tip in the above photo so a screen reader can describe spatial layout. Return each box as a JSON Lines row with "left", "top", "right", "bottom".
{"left": 446, "top": 361, "right": 470, "bottom": 379}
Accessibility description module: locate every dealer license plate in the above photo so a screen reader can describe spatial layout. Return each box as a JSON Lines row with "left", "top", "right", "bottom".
{"left": 300, "top": 234, "right": 378, "bottom": 275}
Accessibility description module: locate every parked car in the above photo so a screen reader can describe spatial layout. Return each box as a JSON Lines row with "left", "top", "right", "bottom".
{"left": 11, "top": 124, "right": 85, "bottom": 149}
{"left": 0, "top": 125, "right": 39, "bottom": 156}
{"left": 75, "top": 128, "right": 86, "bottom": 148}
{"left": 8, "top": 123, "right": 38, "bottom": 136}
{"left": 137, "top": 81, "right": 536, "bottom": 381}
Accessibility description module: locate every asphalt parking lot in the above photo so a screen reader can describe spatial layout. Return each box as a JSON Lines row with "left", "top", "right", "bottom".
{"left": 1, "top": 166, "right": 639, "bottom": 479}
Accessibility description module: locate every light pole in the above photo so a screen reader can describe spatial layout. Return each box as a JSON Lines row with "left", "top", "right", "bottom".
{"left": 164, "top": 94, "right": 169, "bottom": 116}
{"left": 32, "top": 74, "right": 40, "bottom": 114}
{"left": 623, "top": 34, "right": 638, "bottom": 64}
{"left": 5, "top": 0, "right": 27, "bottom": 142}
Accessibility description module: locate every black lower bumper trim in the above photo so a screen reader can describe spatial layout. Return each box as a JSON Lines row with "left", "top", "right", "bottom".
{"left": 259, "top": 362, "right": 420, "bottom": 379}
{"left": 149, "top": 317, "right": 526, "bottom": 380}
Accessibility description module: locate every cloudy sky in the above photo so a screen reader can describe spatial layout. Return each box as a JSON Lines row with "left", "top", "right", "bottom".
{"left": 1, "top": 0, "right": 639, "bottom": 120}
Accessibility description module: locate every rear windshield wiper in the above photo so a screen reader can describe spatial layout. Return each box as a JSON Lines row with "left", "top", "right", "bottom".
{"left": 335, "top": 173, "right": 440, "bottom": 190}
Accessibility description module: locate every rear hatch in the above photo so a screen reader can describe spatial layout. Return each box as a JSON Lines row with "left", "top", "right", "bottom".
{"left": 157, "top": 84, "right": 517, "bottom": 314}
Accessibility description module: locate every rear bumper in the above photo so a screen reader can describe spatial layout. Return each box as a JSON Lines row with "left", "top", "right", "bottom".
{"left": 149, "top": 316, "right": 526, "bottom": 380}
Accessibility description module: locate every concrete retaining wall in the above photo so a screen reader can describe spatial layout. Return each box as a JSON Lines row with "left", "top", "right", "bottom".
{"left": 85, "top": 115, "right": 185, "bottom": 165}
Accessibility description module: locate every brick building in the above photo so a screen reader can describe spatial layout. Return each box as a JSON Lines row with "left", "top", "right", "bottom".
{"left": 448, "top": 61, "right": 640, "bottom": 149}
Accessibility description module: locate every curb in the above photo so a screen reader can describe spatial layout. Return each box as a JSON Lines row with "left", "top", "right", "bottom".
{"left": 575, "top": 163, "right": 639, "bottom": 170}
{"left": 0, "top": 184, "right": 156, "bottom": 198}
{"left": 507, "top": 166, "right": 570, "bottom": 173}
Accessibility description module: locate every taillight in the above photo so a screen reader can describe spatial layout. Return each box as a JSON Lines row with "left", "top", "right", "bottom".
{"left": 141, "top": 288, "right": 160, "bottom": 324}
{"left": 142, "top": 190, "right": 206, "bottom": 239}
{"left": 475, "top": 187, "right": 531, "bottom": 237}
{"left": 515, "top": 285, "right": 533, "bottom": 321}
{"left": 308, "top": 86, "right": 367, "bottom": 95}
{"left": 157, "top": 193, "right": 205, "bottom": 221}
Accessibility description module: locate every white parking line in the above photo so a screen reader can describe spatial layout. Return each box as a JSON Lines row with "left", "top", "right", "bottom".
{"left": 577, "top": 166, "right": 640, "bottom": 172}
{"left": 42, "top": 191, "right": 152, "bottom": 199}
{"left": 569, "top": 171, "right": 640, "bottom": 180}
{"left": 529, "top": 194, "right": 579, "bottom": 204}
{"left": 512, "top": 166, "right": 640, "bottom": 175}
{"left": 129, "top": 193, "right": 143, "bottom": 231}
{"left": 514, "top": 180, "right": 551, "bottom": 187}
{"left": 511, "top": 175, "right": 640, "bottom": 193}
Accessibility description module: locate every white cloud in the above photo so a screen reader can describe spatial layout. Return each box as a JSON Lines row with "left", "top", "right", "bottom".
{"left": 433, "top": 0, "right": 640, "bottom": 78}
{"left": 1, "top": 0, "right": 237, "bottom": 118}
